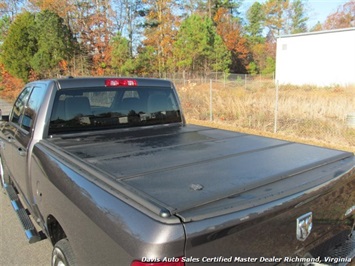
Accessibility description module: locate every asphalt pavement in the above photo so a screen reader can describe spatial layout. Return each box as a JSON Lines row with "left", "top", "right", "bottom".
{"left": 0, "top": 98, "right": 52, "bottom": 265}
{"left": 0, "top": 189, "right": 52, "bottom": 266}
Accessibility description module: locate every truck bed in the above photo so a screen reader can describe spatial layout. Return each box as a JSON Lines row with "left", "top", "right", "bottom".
{"left": 45, "top": 124, "right": 355, "bottom": 222}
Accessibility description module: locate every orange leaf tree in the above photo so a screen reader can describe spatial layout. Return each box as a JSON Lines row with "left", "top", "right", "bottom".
{"left": 0, "top": 64, "right": 24, "bottom": 100}
{"left": 214, "top": 7, "right": 249, "bottom": 73}
{"left": 323, "top": 1, "right": 355, "bottom": 30}
{"left": 140, "top": 0, "right": 180, "bottom": 76}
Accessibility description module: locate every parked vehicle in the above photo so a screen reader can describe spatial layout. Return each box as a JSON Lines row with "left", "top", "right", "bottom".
{"left": 0, "top": 77, "right": 354, "bottom": 265}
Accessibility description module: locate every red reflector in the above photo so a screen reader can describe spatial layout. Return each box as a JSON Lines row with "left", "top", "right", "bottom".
{"left": 131, "top": 258, "right": 184, "bottom": 266}
{"left": 105, "top": 78, "right": 137, "bottom": 87}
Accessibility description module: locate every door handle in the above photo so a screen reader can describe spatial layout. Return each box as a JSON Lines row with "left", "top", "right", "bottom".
{"left": 18, "top": 147, "right": 27, "bottom": 157}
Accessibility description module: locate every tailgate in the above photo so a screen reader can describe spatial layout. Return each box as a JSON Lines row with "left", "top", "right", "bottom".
{"left": 182, "top": 160, "right": 355, "bottom": 265}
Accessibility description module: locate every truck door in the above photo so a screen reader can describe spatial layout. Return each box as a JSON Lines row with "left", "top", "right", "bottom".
{"left": 10, "top": 85, "right": 46, "bottom": 203}
{"left": 4, "top": 87, "right": 32, "bottom": 194}
{"left": 0, "top": 120, "right": 16, "bottom": 185}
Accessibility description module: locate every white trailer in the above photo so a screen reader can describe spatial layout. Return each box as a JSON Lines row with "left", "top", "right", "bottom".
{"left": 275, "top": 27, "right": 355, "bottom": 87}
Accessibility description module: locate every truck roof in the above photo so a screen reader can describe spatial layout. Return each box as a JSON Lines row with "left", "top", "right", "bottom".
{"left": 55, "top": 77, "right": 174, "bottom": 89}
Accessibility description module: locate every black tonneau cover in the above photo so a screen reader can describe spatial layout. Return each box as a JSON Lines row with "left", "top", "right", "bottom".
{"left": 48, "top": 125, "right": 354, "bottom": 221}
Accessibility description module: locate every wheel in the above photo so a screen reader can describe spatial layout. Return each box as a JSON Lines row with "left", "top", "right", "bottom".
{"left": 52, "top": 239, "right": 76, "bottom": 266}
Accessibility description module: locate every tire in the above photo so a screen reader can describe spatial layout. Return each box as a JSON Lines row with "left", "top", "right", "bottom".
{"left": 52, "top": 239, "right": 76, "bottom": 266}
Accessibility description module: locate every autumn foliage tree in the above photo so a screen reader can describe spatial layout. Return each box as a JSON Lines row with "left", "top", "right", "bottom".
{"left": 263, "top": 0, "right": 289, "bottom": 40}
{"left": 214, "top": 7, "right": 248, "bottom": 73}
{"left": 323, "top": 1, "right": 355, "bottom": 30}
{"left": 0, "top": 63, "right": 24, "bottom": 100}
{"left": 140, "top": 0, "right": 180, "bottom": 75}
{"left": 0, "top": 0, "right": 353, "bottom": 95}
{"left": 29, "top": 0, "right": 74, "bottom": 20}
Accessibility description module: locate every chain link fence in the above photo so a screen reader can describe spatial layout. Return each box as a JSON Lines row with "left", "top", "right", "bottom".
{"left": 143, "top": 71, "right": 275, "bottom": 89}
{"left": 175, "top": 78, "right": 355, "bottom": 152}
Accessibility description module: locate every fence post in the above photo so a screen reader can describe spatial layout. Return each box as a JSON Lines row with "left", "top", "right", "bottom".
{"left": 245, "top": 74, "right": 247, "bottom": 90}
{"left": 210, "top": 79, "right": 213, "bottom": 121}
{"left": 224, "top": 72, "right": 226, "bottom": 88}
{"left": 274, "top": 80, "right": 279, "bottom": 133}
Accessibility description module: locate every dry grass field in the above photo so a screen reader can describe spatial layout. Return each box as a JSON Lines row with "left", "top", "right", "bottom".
{"left": 176, "top": 80, "right": 355, "bottom": 153}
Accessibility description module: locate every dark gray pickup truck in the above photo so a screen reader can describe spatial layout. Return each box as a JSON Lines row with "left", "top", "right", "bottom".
{"left": 0, "top": 77, "right": 354, "bottom": 266}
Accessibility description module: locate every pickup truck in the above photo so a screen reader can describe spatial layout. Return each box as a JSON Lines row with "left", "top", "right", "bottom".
{"left": 0, "top": 77, "right": 354, "bottom": 266}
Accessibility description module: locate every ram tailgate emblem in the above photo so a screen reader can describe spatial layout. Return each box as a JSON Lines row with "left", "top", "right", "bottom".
{"left": 296, "top": 212, "right": 313, "bottom": 241}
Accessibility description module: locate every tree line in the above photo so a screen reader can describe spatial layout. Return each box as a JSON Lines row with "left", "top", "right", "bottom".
{"left": 0, "top": 0, "right": 354, "bottom": 95}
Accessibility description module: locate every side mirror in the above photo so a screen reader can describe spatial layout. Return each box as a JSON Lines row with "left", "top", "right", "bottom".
{"left": 0, "top": 115, "right": 9, "bottom": 122}
{"left": 0, "top": 109, "right": 10, "bottom": 122}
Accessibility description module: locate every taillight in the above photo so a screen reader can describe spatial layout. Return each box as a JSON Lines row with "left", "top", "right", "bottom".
{"left": 131, "top": 257, "right": 184, "bottom": 266}
{"left": 105, "top": 78, "right": 137, "bottom": 87}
